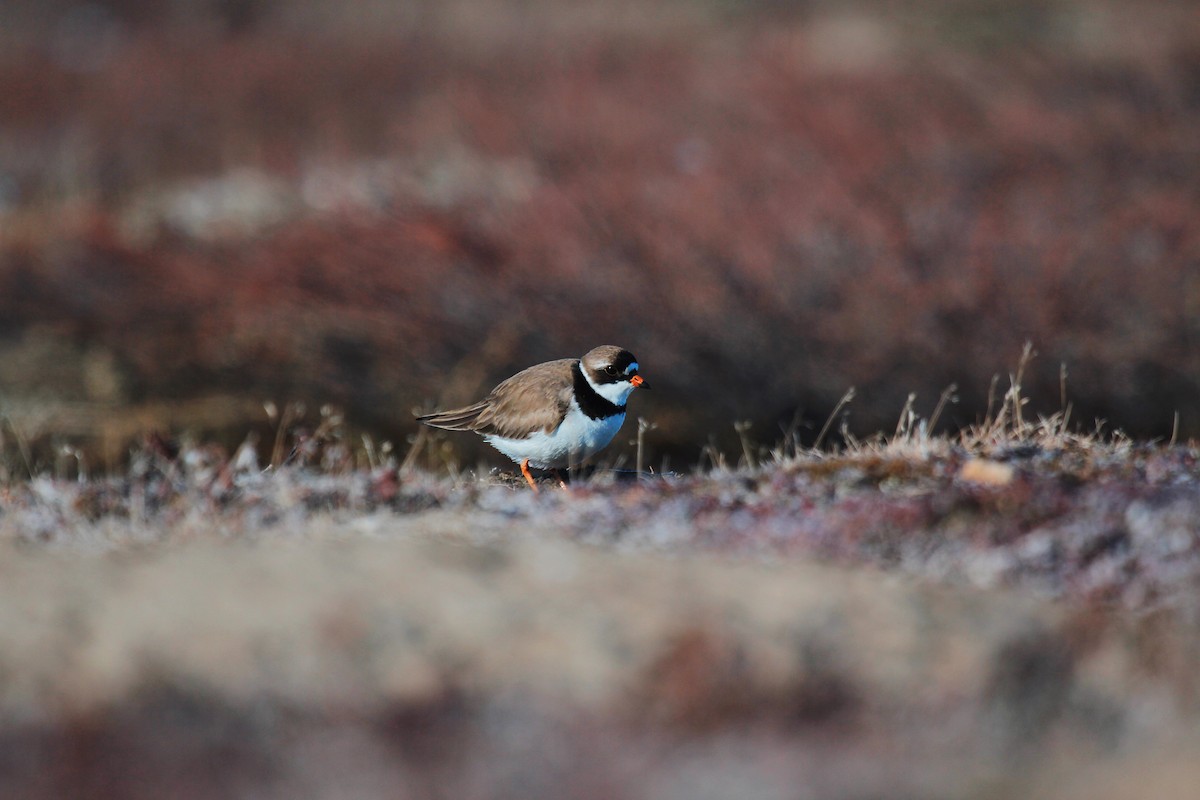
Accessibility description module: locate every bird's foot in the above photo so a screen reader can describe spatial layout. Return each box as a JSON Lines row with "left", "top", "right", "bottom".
{"left": 520, "top": 459, "right": 540, "bottom": 493}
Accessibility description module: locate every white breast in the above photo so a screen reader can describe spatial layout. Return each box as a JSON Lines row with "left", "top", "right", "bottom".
{"left": 484, "top": 401, "right": 626, "bottom": 469}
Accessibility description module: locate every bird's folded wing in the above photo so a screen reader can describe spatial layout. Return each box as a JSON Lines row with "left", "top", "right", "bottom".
{"left": 472, "top": 359, "right": 576, "bottom": 439}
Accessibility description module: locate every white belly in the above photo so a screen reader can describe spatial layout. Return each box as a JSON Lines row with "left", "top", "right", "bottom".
{"left": 484, "top": 404, "right": 626, "bottom": 469}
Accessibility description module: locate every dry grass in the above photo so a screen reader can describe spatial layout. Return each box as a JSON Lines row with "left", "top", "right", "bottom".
{"left": 3, "top": 345, "right": 1197, "bottom": 618}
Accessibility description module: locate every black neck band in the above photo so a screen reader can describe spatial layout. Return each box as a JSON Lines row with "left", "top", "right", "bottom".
{"left": 572, "top": 361, "right": 626, "bottom": 420}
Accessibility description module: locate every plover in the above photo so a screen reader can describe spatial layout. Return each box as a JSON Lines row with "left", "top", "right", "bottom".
{"left": 416, "top": 345, "right": 647, "bottom": 490}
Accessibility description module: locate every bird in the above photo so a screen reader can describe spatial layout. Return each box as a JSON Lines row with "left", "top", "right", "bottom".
{"left": 416, "top": 345, "right": 648, "bottom": 491}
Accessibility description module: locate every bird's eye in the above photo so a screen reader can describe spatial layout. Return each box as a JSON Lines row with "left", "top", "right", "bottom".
{"left": 605, "top": 365, "right": 618, "bottom": 376}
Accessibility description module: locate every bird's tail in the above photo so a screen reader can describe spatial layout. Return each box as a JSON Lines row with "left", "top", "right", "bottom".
{"left": 415, "top": 402, "right": 489, "bottom": 431}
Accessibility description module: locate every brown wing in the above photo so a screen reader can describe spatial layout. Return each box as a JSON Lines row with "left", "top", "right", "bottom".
{"left": 416, "top": 359, "right": 575, "bottom": 440}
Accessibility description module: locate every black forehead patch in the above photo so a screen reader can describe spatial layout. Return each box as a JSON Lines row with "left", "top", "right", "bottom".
{"left": 611, "top": 350, "right": 637, "bottom": 372}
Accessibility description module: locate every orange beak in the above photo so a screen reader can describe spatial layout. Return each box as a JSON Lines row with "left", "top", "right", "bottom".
{"left": 631, "top": 374, "right": 647, "bottom": 388}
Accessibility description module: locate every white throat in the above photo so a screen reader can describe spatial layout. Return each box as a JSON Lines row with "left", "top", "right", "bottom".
{"left": 582, "top": 366, "right": 635, "bottom": 406}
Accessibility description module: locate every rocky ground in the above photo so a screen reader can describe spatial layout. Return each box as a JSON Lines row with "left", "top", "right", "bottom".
{"left": 3, "top": 426, "right": 1200, "bottom": 799}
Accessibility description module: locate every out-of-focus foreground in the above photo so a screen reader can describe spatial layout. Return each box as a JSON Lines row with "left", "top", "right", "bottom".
{"left": 2, "top": 0, "right": 1200, "bottom": 467}
{"left": 4, "top": 426, "right": 1200, "bottom": 799}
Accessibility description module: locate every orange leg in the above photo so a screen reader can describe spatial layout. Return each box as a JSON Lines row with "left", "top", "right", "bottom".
{"left": 520, "top": 458, "right": 539, "bottom": 493}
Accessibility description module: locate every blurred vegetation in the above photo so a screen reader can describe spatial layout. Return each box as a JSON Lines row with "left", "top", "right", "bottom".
{"left": 1, "top": 0, "right": 1198, "bottom": 467}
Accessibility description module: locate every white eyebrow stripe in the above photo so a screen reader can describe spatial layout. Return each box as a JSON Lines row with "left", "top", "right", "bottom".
{"left": 625, "top": 362, "right": 639, "bottom": 375}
